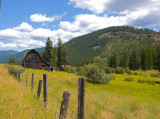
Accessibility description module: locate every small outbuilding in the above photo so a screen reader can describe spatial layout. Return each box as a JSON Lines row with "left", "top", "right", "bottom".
{"left": 22, "top": 49, "right": 52, "bottom": 71}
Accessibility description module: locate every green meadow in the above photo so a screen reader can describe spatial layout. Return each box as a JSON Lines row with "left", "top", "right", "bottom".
{"left": 0, "top": 64, "right": 160, "bottom": 119}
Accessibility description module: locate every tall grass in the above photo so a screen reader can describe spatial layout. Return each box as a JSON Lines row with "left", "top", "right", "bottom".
{"left": 0, "top": 64, "right": 160, "bottom": 119}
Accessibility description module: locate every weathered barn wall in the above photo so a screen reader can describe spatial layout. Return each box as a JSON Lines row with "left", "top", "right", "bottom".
{"left": 22, "top": 49, "right": 51, "bottom": 71}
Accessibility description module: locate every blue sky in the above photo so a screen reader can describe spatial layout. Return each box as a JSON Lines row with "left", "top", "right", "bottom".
{"left": 0, "top": 0, "right": 160, "bottom": 51}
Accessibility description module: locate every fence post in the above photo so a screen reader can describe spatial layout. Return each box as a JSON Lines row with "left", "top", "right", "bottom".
{"left": 26, "top": 72, "right": 28, "bottom": 87}
{"left": 59, "top": 91, "right": 71, "bottom": 119}
{"left": 21, "top": 69, "right": 23, "bottom": 81}
{"left": 18, "top": 70, "right": 20, "bottom": 83}
{"left": 43, "top": 74, "right": 47, "bottom": 107}
{"left": 37, "top": 79, "right": 42, "bottom": 100}
{"left": 31, "top": 73, "right": 34, "bottom": 94}
{"left": 15, "top": 70, "right": 18, "bottom": 80}
{"left": 78, "top": 78, "right": 85, "bottom": 119}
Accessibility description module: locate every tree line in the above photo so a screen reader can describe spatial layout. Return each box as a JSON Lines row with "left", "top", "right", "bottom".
{"left": 41, "top": 37, "right": 67, "bottom": 71}
{"left": 109, "top": 45, "right": 160, "bottom": 72}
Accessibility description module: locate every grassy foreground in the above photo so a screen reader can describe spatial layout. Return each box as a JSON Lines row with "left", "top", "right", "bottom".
{"left": 0, "top": 64, "right": 160, "bottom": 119}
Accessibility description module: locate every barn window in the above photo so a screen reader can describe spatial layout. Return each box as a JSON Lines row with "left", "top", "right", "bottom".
{"left": 42, "top": 65, "right": 45, "bottom": 67}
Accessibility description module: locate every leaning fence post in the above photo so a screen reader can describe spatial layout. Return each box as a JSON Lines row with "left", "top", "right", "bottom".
{"left": 43, "top": 74, "right": 47, "bottom": 107}
{"left": 21, "top": 69, "right": 23, "bottom": 81}
{"left": 78, "top": 78, "right": 85, "bottom": 119}
{"left": 18, "top": 70, "right": 20, "bottom": 83}
{"left": 15, "top": 70, "right": 18, "bottom": 80}
{"left": 31, "top": 73, "right": 34, "bottom": 94}
{"left": 37, "top": 79, "right": 42, "bottom": 100}
{"left": 59, "top": 91, "right": 71, "bottom": 119}
{"left": 26, "top": 72, "right": 28, "bottom": 87}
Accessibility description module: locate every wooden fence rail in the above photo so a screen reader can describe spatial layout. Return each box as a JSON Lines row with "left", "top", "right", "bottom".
{"left": 6, "top": 65, "right": 88, "bottom": 119}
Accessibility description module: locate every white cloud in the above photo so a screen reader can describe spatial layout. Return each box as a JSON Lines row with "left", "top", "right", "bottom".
{"left": 14, "top": 22, "right": 34, "bottom": 31}
{"left": 30, "top": 14, "right": 55, "bottom": 23}
{"left": 0, "top": 42, "right": 17, "bottom": 48}
{"left": 59, "top": 14, "right": 127, "bottom": 34}
{"left": 0, "top": 22, "right": 79, "bottom": 50}
{"left": 30, "top": 12, "right": 67, "bottom": 23}
{"left": 69, "top": 0, "right": 111, "bottom": 14}
{"left": 69, "top": 0, "right": 160, "bottom": 28}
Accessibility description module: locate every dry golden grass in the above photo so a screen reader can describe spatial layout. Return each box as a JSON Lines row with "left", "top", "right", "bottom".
{"left": 1, "top": 64, "right": 160, "bottom": 119}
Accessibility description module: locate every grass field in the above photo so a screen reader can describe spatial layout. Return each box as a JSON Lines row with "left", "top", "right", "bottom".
{"left": 0, "top": 64, "right": 160, "bottom": 119}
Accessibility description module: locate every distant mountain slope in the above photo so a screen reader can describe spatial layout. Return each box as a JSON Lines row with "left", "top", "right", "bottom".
{"left": 1, "top": 26, "right": 160, "bottom": 66}
{"left": 0, "top": 48, "right": 45, "bottom": 64}
{"left": 0, "top": 50, "right": 18, "bottom": 56}
{"left": 65, "top": 26, "right": 160, "bottom": 66}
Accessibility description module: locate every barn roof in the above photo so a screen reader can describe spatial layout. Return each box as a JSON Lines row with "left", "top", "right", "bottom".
{"left": 22, "top": 49, "right": 50, "bottom": 67}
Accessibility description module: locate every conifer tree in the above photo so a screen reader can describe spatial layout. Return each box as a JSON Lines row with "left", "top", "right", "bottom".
{"left": 153, "top": 49, "right": 157, "bottom": 70}
{"left": 120, "top": 52, "right": 129, "bottom": 68}
{"left": 156, "top": 46, "right": 160, "bottom": 72}
{"left": 147, "top": 48, "right": 153, "bottom": 70}
{"left": 42, "top": 37, "right": 55, "bottom": 66}
{"left": 109, "top": 53, "right": 118, "bottom": 68}
{"left": 8, "top": 58, "right": 16, "bottom": 65}
{"left": 141, "top": 48, "right": 148, "bottom": 71}
{"left": 57, "top": 38, "right": 67, "bottom": 70}
{"left": 129, "top": 50, "right": 139, "bottom": 70}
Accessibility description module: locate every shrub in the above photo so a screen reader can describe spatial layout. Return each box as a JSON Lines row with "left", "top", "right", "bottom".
{"left": 105, "top": 67, "right": 112, "bottom": 74}
{"left": 138, "top": 79, "right": 155, "bottom": 85}
{"left": 63, "top": 65, "right": 77, "bottom": 73}
{"left": 76, "top": 67, "right": 85, "bottom": 75}
{"left": 124, "top": 68, "right": 131, "bottom": 74}
{"left": 146, "top": 80, "right": 155, "bottom": 85}
{"left": 133, "top": 72, "right": 138, "bottom": 75}
{"left": 115, "top": 67, "right": 125, "bottom": 74}
{"left": 150, "top": 74, "right": 159, "bottom": 77}
{"left": 124, "top": 77, "right": 134, "bottom": 82}
{"left": 138, "top": 79, "right": 146, "bottom": 83}
{"left": 8, "top": 65, "right": 16, "bottom": 75}
{"left": 84, "top": 64, "right": 114, "bottom": 84}
{"left": 111, "top": 68, "right": 115, "bottom": 73}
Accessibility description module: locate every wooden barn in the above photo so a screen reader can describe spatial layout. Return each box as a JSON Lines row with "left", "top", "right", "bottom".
{"left": 22, "top": 49, "right": 52, "bottom": 71}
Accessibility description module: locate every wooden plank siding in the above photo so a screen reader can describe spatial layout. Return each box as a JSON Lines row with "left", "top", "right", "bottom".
{"left": 22, "top": 49, "right": 51, "bottom": 71}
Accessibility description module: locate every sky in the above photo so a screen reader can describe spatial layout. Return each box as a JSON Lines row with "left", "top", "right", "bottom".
{"left": 0, "top": 0, "right": 160, "bottom": 51}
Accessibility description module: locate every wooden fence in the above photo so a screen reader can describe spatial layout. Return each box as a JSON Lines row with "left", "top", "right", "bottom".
{"left": 5, "top": 64, "right": 128, "bottom": 119}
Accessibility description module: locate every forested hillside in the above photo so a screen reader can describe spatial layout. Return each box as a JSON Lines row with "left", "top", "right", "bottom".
{"left": 0, "top": 50, "right": 18, "bottom": 56}
{"left": 65, "top": 26, "right": 160, "bottom": 66}
{"left": 1, "top": 26, "right": 160, "bottom": 66}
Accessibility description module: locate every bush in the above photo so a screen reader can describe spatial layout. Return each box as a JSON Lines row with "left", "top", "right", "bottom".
{"left": 63, "top": 65, "right": 77, "bottom": 73}
{"left": 115, "top": 67, "right": 125, "bottom": 74}
{"left": 105, "top": 67, "right": 112, "bottom": 74}
{"left": 138, "top": 79, "right": 146, "bottom": 83}
{"left": 84, "top": 64, "right": 114, "bottom": 84}
{"left": 76, "top": 67, "right": 85, "bottom": 75}
{"left": 146, "top": 80, "right": 155, "bottom": 85}
{"left": 138, "top": 79, "right": 155, "bottom": 85}
{"left": 111, "top": 68, "right": 115, "bottom": 73}
{"left": 133, "top": 72, "right": 138, "bottom": 75}
{"left": 8, "top": 65, "right": 16, "bottom": 75}
{"left": 124, "top": 77, "right": 134, "bottom": 82}
{"left": 124, "top": 68, "right": 131, "bottom": 74}
{"left": 150, "top": 74, "right": 159, "bottom": 77}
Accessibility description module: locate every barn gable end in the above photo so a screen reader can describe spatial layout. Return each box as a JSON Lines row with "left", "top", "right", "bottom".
{"left": 22, "top": 49, "right": 51, "bottom": 71}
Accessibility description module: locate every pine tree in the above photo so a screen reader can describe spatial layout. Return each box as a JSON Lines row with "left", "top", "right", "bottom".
{"left": 8, "top": 58, "right": 16, "bottom": 65}
{"left": 153, "top": 49, "right": 157, "bottom": 70}
{"left": 141, "top": 48, "right": 148, "bottom": 71}
{"left": 120, "top": 52, "right": 129, "bottom": 68}
{"left": 42, "top": 37, "right": 55, "bottom": 66}
{"left": 57, "top": 38, "right": 67, "bottom": 70}
{"left": 147, "top": 48, "right": 153, "bottom": 70}
{"left": 129, "top": 50, "right": 139, "bottom": 70}
{"left": 109, "top": 53, "right": 118, "bottom": 68}
{"left": 156, "top": 46, "right": 160, "bottom": 72}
